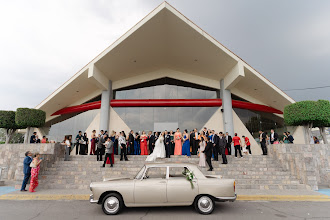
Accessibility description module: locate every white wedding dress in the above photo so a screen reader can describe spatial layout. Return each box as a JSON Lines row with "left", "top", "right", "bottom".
{"left": 145, "top": 135, "right": 166, "bottom": 161}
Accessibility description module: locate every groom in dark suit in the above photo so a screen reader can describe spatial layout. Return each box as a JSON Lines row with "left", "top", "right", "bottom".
{"left": 147, "top": 131, "right": 155, "bottom": 154}
{"left": 203, "top": 137, "right": 213, "bottom": 171}
{"left": 164, "top": 130, "right": 171, "bottom": 158}
{"left": 20, "top": 151, "right": 33, "bottom": 191}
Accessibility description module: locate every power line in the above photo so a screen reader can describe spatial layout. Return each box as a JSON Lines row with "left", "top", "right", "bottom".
{"left": 283, "top": 85, "right": 330, "bottom": 91}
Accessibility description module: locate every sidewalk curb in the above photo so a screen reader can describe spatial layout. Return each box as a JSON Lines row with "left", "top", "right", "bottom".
{"left": 237, "top": 195, "right": 330, "bottom": 201}
{"left": 0, "top": 194, "right": 329, "bottom": 201}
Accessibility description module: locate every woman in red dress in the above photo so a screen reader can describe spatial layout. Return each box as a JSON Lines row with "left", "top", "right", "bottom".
{"left": 29, "top": 153, "right": 43, "bottom": 192}
{"left": 140, "top": 131, "right": 148, "bottom": 155}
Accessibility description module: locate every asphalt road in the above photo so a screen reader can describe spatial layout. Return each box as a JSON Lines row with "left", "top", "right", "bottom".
{"left": 0, "top": 200, "right": 329, "bottom": 220}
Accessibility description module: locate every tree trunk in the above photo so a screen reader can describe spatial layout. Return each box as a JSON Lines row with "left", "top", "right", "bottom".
{"left": 309, "top": 122, "right": 313, "bottom": 144}
{"left": 24, "top": 127, "right": 30, "bottom": 144}
{"left": 5, "top": 129, "right": 15, "bottom": 144}
{"left": 303, "top": 125, "right": 310, "bottom": 144}
{"left": 319, "top": 127, "right": 328, "bottom": 144}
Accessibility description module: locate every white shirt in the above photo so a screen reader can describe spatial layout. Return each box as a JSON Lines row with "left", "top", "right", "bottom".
{"left": 65, "top": 140, "right": 70, "bottom": 148}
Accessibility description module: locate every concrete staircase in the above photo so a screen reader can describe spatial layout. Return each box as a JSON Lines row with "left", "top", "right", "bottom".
{"left": 39, "top": 155, "right": 311, "bottom": 190}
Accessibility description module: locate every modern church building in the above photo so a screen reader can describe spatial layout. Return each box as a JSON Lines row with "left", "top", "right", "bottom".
{"left": 35, "top": 2, "right": 300, "bottom": 154}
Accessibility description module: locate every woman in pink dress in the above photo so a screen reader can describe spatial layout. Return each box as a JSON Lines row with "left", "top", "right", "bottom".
{"left": 29, "top": 153, "right": 43, "bottom": 192}
{"left": 140, "top": 131, "right": 148, "bottom": 155}
{"left": 174, "top": 128, "right": 182, "bottom": 155}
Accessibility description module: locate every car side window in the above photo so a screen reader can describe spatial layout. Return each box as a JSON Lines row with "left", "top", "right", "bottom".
{"left": 169, "top": 167, "right": 193, "bottom": 179}
{"left": 144, "top": 167, "right": 167, "bottom": 179}
{"left": 135, "top": 166, "right": 146, "bottom": 179}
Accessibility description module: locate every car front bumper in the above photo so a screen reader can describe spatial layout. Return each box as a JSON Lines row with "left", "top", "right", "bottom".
{"left": 215, "top": 193, "right": 237, "bottom": 202}
{"left": 90, "top": 194, "right": 98, "bottom": 204}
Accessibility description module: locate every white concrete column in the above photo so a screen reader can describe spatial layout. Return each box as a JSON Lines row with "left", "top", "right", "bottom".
{"left": 220, "top": 79, "right": 235, "bottom": 155}
{"left": 99, "top": 80, "right": 112, "bottom": 132}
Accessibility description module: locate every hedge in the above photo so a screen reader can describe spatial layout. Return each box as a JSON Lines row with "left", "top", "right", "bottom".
{"left": 15, "top": 108, "right": 46, "bottom": 128}
{"left": 284, "top": 100, "right": 330, "bottom": 127}
{"left": 0, "top": 111, "right": 19, "bottom": 129}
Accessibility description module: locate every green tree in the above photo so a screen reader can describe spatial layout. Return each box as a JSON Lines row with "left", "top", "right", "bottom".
{"left": 284, "top": 100, "right": 330, "bottom": 144}
{"left": 313, "top": 100, "right": 330, "bottom": 144}
{"left": 0, "top": 111, "right": 22, "bottom": 144}
{"left": 15, "top": 108, "right": 46, "bottom": 144}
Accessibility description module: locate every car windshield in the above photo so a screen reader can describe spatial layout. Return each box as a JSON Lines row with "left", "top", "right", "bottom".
{"left": 135, "top": 166, "right": 146, "bottom": 179}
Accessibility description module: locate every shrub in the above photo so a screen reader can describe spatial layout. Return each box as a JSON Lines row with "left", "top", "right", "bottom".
{"left": 284, "top": 100, "right": 330, "bottom": 144}
{"left": 15, "top": 108, "right": 46, "bottom": 128}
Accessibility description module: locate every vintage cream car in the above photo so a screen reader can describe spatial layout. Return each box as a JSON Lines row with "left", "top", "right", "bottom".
{"left": 90, "top": 162, "right": 236, "bottom": 215}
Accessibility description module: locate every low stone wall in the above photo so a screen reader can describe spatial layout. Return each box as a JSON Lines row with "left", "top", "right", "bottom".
{"left": 268, "top": 144, "right": 330, "bottom": 190}
{"left": 0, "top": 143, "right": 65, "bottom": 188}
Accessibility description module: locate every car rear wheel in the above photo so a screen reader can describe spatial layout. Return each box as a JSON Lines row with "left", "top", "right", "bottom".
{"left": 194, "top": 195, "right": 215, "bottom": 215}
{"left": 102, "top": 193, "right": 123, "bottom": 215}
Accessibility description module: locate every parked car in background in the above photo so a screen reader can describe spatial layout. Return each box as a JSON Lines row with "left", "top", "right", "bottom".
{"left": 90, "top": 162, "right": 236, "bottom": 215}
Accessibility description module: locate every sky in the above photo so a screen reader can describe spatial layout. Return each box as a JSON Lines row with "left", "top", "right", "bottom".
{"left": 0, "top": 0, "right": 329, "bottom": 111}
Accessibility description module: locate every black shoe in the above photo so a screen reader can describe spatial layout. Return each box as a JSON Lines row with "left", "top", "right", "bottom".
{"left": 120, "top": 159, "right": 123, "bottom": 161}
{"left": 125, "top": 159, "right": 129, "bottom": 161}
{"left": 20, "top": 189, "right": 27, "bottom": 192}
{"left": 110, "top": 165, "right": 113, "bottom": 167}
{"left": 101, "top": 165, "right": 105, "bottom": 168}
{"left": 222, "top": 162, "right": 227, "bottom": 164}
{"left": 207, "top": 169, "right": 213, "bottom": 171}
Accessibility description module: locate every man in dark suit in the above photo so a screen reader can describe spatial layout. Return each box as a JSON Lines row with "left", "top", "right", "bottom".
{"left": 219, "top": 132, "right": 228, "bottom": 164}
{"left": 147, "top": 131, "right": 155, "bottom": 153}
{"left": 75, "top": 131, "right": 82, "bottom": 155}
{"left": 20, "top": 151, "right": 33, "bottom": 191}
{"left": 287, "top": 132, "right": 294, "bottom": 144}
{"left": 270, "top": 129, "right": 279, "bottom": 144}
{"left": 225, "top": 132, "right": 232, "bottom": 155}
{"left": 192, "top": 128, "right": 199, "bottom": 155}
{"left": 97, "top": 134, "right": 107, "bottom": 161}
{"left": 30, "top": 132, "right": 37, "bottom": 143}
{"left": 164, "top": 130, "right": 171, "bottom": 158}
{"left": 189, "top": 131, "right": 195, "bottom": 154}
{"left": 203, "top": 137, "right": 213, "bottom": 171}
{"left": 128, "top": 130, "right": 134, "bottom": 155}
{"left": 212, "top": 131, "right": 220, "bottom": 161}
{"left": 259, "top": 130, "right": 267, "bottom": 155}
{"left": 203, "top": 127, "right": 209, "bottom": 136}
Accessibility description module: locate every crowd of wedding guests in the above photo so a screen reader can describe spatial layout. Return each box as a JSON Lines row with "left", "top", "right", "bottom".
{"left": 63, "top": 127, "right": 256, "bottom": 171}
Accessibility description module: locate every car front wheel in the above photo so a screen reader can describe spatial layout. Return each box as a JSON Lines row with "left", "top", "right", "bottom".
{"left": 194, "top": 195, "right": 215, "bottom": 215}
{"left": 102, "top": 193, "right": 123, "bottom": 215}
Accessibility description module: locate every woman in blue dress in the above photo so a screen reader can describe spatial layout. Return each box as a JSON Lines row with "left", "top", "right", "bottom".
{"left": 182, "top": 129, "right": 191, "bottom": 157}
{"left": 134, "top": 132, "right": 140, "bottom": 155}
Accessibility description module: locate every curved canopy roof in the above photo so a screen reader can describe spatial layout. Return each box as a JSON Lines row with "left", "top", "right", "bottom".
{"left": 36, "top": 2, "right": 294, "bottom": 122}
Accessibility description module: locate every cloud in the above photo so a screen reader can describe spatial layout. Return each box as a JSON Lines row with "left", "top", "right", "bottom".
{"left": 0, "top": 0, "right": 162, "bottom": 110}
{"left": 0, "top": 0, "right": 329, "bottom": 112}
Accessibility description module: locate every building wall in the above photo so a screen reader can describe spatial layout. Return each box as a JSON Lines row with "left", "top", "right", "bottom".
{"left": 0, "top": 143, "right": 64, "bottom": 189}
{"left": 269, "top": 144, "right": 330, "bottom": 190}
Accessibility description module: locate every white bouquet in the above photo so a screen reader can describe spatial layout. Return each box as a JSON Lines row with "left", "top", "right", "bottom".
{"left": 182, "top": 169, "right": 195, "bottom": 189}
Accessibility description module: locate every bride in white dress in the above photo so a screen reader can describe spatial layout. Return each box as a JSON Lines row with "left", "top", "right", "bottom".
{"left": 146, "top": 132, "right": 166, "bottom": 161}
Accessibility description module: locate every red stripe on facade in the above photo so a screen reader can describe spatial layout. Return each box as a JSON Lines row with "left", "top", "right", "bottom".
{"left": 51, "top": 99, "right": 282, "bottom": 116}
